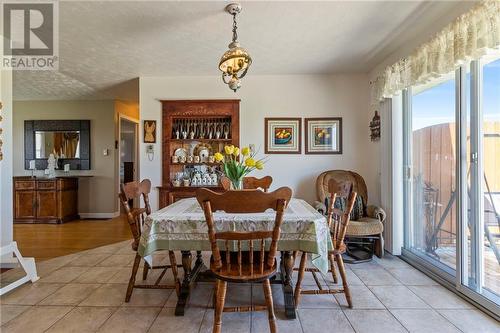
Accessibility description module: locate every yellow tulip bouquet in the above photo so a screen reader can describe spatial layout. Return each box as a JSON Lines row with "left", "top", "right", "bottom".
{"left": 215, "top": 145, "right": 266, "bottom": 190}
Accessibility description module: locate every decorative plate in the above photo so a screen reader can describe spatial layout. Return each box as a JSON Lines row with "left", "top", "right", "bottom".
{"left": 193, "top": 143, "right": 212, "bottom": 157}
{"left": 174, "top": 148, "right": 188, "bottom": 158}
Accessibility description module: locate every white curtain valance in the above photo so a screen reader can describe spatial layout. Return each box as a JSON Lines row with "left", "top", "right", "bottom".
{"left": 371, "top": 0, "right": 500, "bottom": 105}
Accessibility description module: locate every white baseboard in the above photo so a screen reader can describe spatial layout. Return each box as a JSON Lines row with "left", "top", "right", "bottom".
{"left": 79, "top": 211, "right": 120, "bottom": 219}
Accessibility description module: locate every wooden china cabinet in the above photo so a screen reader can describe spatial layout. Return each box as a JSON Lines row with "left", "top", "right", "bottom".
{"left": 158, "top": 100, "right": 240, "bottom": 208}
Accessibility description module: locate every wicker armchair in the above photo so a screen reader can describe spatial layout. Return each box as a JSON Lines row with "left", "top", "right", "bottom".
{"left": 314, "top": 170, "right": 386, "bottom": 259}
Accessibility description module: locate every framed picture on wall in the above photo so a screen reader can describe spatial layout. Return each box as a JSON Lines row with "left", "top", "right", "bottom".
{"left": 305, "top": 117, "right": 342, "bottom": 154}
{"left": 265, "top": 118, "right": 301, "bottom": 154}
{"left": 143, "top": 120, "right": 156, "bottom": 143}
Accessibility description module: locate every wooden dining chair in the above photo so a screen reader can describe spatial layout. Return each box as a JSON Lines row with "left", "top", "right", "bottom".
{"left": 119, "top": 179, "right": 180, "bottom": 302}
{"left": 243, "top": 176, "right": 273, "bottom": 192}
{"left": 294, "top": 179, "right": 357, "bottom": 308}
{"left": 196, "top": 187, "right": 292, "bottom": 333}
{"left": 220, "top": 176, "right": 273, "bottom": 192}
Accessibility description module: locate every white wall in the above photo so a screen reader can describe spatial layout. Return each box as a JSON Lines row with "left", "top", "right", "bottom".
{"left": 1, "top": 68, "right": 14, "bottom": 262}
{"left": 140, "top": 74, "right": 380, "bottom": 211}
{"left": 13, "top": 100, "right": 118, "bottom": 216}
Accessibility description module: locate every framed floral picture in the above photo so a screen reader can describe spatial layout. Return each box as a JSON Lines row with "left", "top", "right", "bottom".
{"left": 305, "top": 117, "right": 342, "bottom": 154}
{"left": 265, "top": 118, "right": 301, "bottom": 154}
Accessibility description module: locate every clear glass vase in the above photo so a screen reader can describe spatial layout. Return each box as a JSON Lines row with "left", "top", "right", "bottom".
{"left": 230, "top": 179, "right": 243, "bottom": 190}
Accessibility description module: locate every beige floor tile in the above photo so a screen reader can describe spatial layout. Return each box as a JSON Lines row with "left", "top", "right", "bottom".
{"left": 107, "top": 267, "right": 135, "bottom": 283}
{"left": 83, "top": 243, "right": 125, "bottom": 255}
{"left": 334, "top": 284, "right": 385, "bottom": 309}
{"left": 97, "top": 307, "right": 161, "bottom": 333}
{"left": 299, "top": 309, "right": 353, "bottom": 333}
{"left": 97, "top": 254, "right": 135, "bottom": 267}
{"left": 408, "top": 286, "right": 473, "bottom": 309}
{"left": 292, "top": 269, "right": 328, "bottom": 287}
{"left": 388, "top": 268, "right": 439, "bottom": 286}
{"left": 252, "top": 284, "right": 285, "bottom": 309}
{"left": 39, "top": 283, "right": 100, "bottom": 306}
{"left": 41, "top": 266, "right": 89, "bottom": 283}
{"left": 391, "top": 309, "right": 461, "bottom": 333}
{"left": 45, "top": 306, "right": 117, "bottom": 333}
{"left": 35, "top": 262, "right": 65, "bottom": 278}
{"left": 42, "top": 253, "right": 82, "bottom": 267}
{"left": 148, "top": 307, "right": 205, "bottom": 333}
{"left": 67, "top": 254, "right": 111, "bottom": 267}
{"left": 165, "top": 282, "right": 211, "bottom": 308}
{"left": 438, "top": 309, "right": 500, "bottom": 333}
{"left": 200, "top": 310, "right": 251, "bottom": 333}
{"left": 0, "top": 269, "right": 29, "bottom": 286}
{"left": 323, "top": 267, "right": 364, "bottom": 286}
{"left": 223, "top": 284, "right": 252, "bottom": 308}
{"left": 124, "top": 287, "right": 171, "bottom": 307}
{"left": 351, "top": 268, "right": 402, "bottom": 286}
{"left": 374, "top": 255, "right": 411, "bottom": 269}
{"left": 0, "top": 305, "right": 30, "bottom": 325}
{"left": 296, "top": 293, "right": 340, "bottom": 309}
{"left": 370, "top": 286, "right": 429, "bottom": 309}
{"left": 0, "top": 306, "right": 72, "bottom": 333}
{"left": 345, "top": 261, "right": 383, "bottom": 270}
{"left": 79, "top": 284, "right": 127, "bottom": 307}
{"left": 73, "top": 267, "right": 119, "bottom": 283}
{"left": 0, "top": 282, "right": 64, "bottom": 305}
{"left": 252, "top": 311, "right": 303, "bottom": 333}
{"left": 343, "top": 309, "right": 406, "bottom": 333}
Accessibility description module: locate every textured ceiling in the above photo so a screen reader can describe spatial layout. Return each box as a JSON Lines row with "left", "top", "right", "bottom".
{"left": 13, "top": 1, "right": 474, "bottom": 101}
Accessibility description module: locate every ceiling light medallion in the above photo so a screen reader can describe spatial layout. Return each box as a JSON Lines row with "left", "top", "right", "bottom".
{"left": 219, "top": 3, "right": 252, "bottom": 92}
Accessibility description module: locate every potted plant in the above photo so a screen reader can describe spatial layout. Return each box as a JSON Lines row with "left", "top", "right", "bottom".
{"left": 214, "top": 145, "right": 266, "bottom": 190}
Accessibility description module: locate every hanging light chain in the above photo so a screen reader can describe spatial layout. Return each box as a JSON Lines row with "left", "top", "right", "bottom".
{"left": 232, "top": 12, "right": 238, "bottom": 43}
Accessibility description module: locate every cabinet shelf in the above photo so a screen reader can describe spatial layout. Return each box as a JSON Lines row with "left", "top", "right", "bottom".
{"left": 171, "top": 162, "right": 222, "bottom": 166}
{"left": 160, "top": 99, "right": 240, "bottom": 208}
{"left": 168, "top": 139, "right": 232, "bottom": 143}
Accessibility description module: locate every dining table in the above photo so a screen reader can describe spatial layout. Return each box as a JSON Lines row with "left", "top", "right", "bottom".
{"left": 137, "top": 197, "right": 333, "bottom": 319}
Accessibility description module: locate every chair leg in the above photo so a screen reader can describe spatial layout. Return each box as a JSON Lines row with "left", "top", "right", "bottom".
{"left": 213, "top": 279, "right": 227, "bottom": 333}
{"left": 142, "top": 261, "right": 150, "bottom": 281}
{"left": 125, "top": 253, "right": 141, "bottom": 302}
{"left": 263, "top": 279, "right": 276, "bottom": 333}
{"left": 212, "top": 281, "right": 219, "bottom": 309}
{"left": 375, "top": 233, "right": 384, "bottom": 258}
{"left": 328, "top": 253, "right": 338, "bottom": 284}
{"left": 294, "top": 252, "right": 307, "bottom": 308}
{"left": 335, "top": 253, "right": 352, "bottom": 308}
{"left": 168, "top": 251, "right": 180, "bottom": 296}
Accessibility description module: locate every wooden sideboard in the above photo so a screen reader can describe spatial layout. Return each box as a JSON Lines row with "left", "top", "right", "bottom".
{"left": 13, "top": 177, "right": 79, "bottom": 224}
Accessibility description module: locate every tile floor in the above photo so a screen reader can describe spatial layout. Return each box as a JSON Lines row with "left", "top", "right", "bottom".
{"left": 1, "top": 240, "right": 499, "bottom": 333}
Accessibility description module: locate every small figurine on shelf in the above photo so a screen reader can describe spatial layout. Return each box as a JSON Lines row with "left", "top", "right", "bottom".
{"left": 46, "top": 153, "right": 57, "bottom": 178}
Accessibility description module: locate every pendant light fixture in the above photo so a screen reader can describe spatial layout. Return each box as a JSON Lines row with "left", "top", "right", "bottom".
{"left": 219, "top": 3, "right": 252, "bottom": 92}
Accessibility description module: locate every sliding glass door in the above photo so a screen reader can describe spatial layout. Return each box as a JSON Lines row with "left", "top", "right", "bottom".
{"left": 404, "top": 73, "right": 457, "bottom": 277}
{"left": 403, "top": 56, "right": 500, "bottom": 312}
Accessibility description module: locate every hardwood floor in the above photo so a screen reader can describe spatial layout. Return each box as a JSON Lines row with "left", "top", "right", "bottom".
{"left": 13, "top": 216, "right": 132, "bottom": 261}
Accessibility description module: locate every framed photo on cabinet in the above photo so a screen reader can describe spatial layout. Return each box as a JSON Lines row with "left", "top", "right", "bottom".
{"left": 305, "top": 117, "right": 342, "bottom": 154}
{"left": 264, "top": 118, "right": 301, "bottom": 154}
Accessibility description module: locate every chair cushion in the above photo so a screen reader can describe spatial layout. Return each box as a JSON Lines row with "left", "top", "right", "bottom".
{"left": 331, "top": 195, "right": 365, "bottom": 221}
{"left": 346, "top": 217, "right": 384, "bottom": 236}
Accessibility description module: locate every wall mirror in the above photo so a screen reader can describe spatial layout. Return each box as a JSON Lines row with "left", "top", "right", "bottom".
{"left": 25, "top": 120, "right": 91, "bottom": 170}
{"left": 35, "top": 131, "right": 81, "bottom": 159}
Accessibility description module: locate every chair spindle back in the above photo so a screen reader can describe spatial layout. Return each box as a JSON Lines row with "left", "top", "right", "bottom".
{"left": 326, "top": 179, "right": 357, "bottom": 250}
{"left": 196, "top": 187, "right": 292, "bottom": 277}
{"left": 119, "top": 179, "right": 152, "bottom": 250}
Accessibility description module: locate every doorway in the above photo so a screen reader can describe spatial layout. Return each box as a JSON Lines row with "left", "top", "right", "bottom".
{"left": 119, "top": 117, "right": 138, "bottom": 211}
